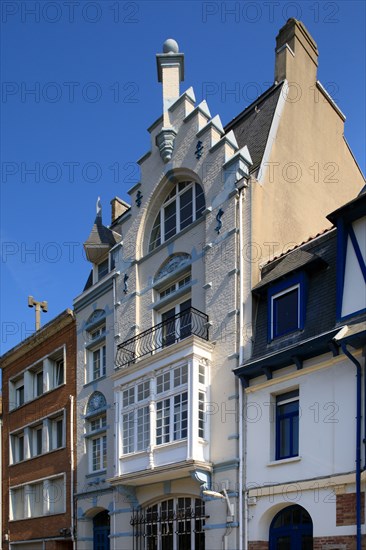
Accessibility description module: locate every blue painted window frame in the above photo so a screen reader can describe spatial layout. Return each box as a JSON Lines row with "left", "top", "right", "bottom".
{"left": 276, "top": 390, "right": 299, "bottom": 460}
{"left": 267, "top": 272, "right": 306, "bottom": 341}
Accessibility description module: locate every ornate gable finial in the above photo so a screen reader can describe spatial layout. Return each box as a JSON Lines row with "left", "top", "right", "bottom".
{"left": 96, "top": 196, "right": 102, "bottom": 219}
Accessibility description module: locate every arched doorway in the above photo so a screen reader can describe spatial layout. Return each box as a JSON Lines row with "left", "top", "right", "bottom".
{"left": 269, "top": 505, "right": 313, "bottom": 549}
{"left": 93, "top": 510, "right": 110, "bottom": 550}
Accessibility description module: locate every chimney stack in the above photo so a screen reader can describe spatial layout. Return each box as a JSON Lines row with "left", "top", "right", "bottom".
{"left": 275, "top": 19, "right": 318, "bottom": 84}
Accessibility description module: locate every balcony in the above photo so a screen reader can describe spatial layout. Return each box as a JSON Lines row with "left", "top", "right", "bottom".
{"left": 115, "top": 307, "right": 209, "bottom": 368}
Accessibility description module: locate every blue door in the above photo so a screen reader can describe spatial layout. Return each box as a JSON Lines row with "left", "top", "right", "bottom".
{"left": 93, "top": 511, "right": 110, "bottom": 550}
{"left": 269, "top": 505, "right": 313, "bottom": 550}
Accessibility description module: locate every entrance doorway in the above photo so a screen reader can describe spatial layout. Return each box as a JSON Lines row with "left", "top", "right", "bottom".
{"left": 269, "top": 505, "right": 313, "bottom": 550}
{"left": 93, "top": 510, "right": 110, "bottom": 550}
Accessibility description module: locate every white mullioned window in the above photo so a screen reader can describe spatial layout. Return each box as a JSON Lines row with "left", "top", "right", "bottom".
{"left": 9, "top": 410, "right": 65, "bottom": 464}
{"left": 120, "top": 364, "right": 204, "bottom": 456}
{"left": 88, "top": 413, "right": 107, "bottom": 472}
{"left": 86, "top": 320, "right": 107, "bottom": 383}
{"left": 10, "top": 475, "right": 66, "bottom": 520}
{"left": 122, "top": 380, "right": 151, "bottom": 454}
{"left": 149, "top": 181, "right": 205, "bottom": 252}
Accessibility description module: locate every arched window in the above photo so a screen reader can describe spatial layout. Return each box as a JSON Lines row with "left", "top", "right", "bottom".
{"left": 149, "top": 181, "right": 205, "bottom": 252}
{"left": 86, "top": 392, "right": 107, "bottom": 474}
{"left": 131, "top": 497, "right": 206, "bottom": 549}
{"left": 269, "top": 505, "right": 313, "bottom": 550}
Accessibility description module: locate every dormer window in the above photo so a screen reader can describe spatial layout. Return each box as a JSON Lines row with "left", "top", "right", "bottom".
{"left": 272, "top": 285, "right": 299, "bottom": 339}
{"left": 268, "top": 273, "right": 306, "bottom": 341}
{"left": 149, "top": 182, "right": 205, "bottom": 252}
{"left": 97, "top": 259, "right": 109, "bottom": 281}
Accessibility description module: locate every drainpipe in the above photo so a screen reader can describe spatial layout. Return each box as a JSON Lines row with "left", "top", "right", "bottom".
{"left": 69, "top": 395, "right": 76, "bottom": 550}
{"left": 340, "top": 343, "right": 362, "bottom": 550}
{"left": 238, "top": 184, "right": 246, "bottom": 550}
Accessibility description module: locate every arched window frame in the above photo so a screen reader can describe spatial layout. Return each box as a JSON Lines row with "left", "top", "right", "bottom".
{"left": 149, "top": 181, "right": 205, "bottom": 252}
{"left": 85, "top": 392, "right": 107, "bottom": 474}
{"left": 131, "top": 497, "right": 206, "bottom": 549}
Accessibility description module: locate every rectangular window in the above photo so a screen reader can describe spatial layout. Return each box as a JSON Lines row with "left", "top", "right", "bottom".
{"left": 276, "top": 391, "right": 299, "bottom": 460}
{"left": 179, "top": 299, "right": 192, "bottom": 339}
{"left": 272, "top": 286, "right": 299, "bottom": 338}
{"left": 198, "top": 391, "right": 205, "bottom": 439}
{"left": 173, "top": 392, "right": 188, "bottom": 440}
{"left": 268, "top": 274, "right": 306, "bottom": 341}
{"left": 10, "top": 486, "right": 25, "bottom": 520}
{"left": 137, "top": 406, "right": 150, "bottom": 451}
{"left": 91, "top": 435, "right": 107, "bottom": 471}
{"left": 11, "top": 433, "right": 25, "bottom": 463}
{"left": 156, "top": 398, "right": 171, "bottom": 445}
{"left": 156, "top": 372, "right": 170, "bottom": 394}
{"left": 47, "top": 477, "right": 65, "bottom": 514}
{"left": 161, "top": 307, "right": 176, "bottom": 347}
{"left": 92, "top": 345, "right": 106, "bottom": 380}
{"left": 98, "top": 259, "right": 109, "bottom": 280}
{"left": 35, "top": 370, "right": 44, "bottom": 397}
{"left": 174, "top": 364, "right": 188, "bottom": 388}
{"left": 16, "top": 384, "right": 25, "bottom": 407}
{"left": 122, "top": 411, "right": 134, "bottom": 454}
{"left": 28, "top": 482, "right": 43, "bottom": 517}
{"left": 32, "top": 426, "right": 43, "bottom": 456}
{"left": 54, "top": 359, "right": 64, "bottom": 386}
{"left": 50, "top": 416, "right": 64, "bottom": 450}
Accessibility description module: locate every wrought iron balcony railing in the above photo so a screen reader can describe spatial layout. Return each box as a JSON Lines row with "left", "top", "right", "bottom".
{"left": 116, "top": 307, "right": 209, "bottom": 368}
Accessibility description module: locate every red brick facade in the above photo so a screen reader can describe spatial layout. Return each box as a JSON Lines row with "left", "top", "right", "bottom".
{"left": 336, "top": 492, "right": 365, "bottom": 526}
{"left": 250, "top": 537, "right": 366, "bottom": 550}
{"left": 249, "top": 542, "right": 268, "bottom": 550}
{"left": 313, "top": 535, "right": 366, "bottom": 549}
{"left": 1, "top": 310, "right": 76, "bottom": 549}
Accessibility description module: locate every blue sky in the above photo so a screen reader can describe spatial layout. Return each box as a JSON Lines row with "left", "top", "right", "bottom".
{"left": 1, "top": 0, "right": 365, "bottom": 360}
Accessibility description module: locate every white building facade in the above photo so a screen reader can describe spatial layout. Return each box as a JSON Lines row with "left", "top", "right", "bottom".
{"left": 235, "top": 190, "right": 366, "bottom": 549}
{"left": 73, "top": 19, "right": 365, "bottom": 550}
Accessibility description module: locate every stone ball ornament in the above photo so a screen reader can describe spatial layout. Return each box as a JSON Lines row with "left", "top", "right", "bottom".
{"left": 163, "top": 38, "right": 179, "bottom": 54}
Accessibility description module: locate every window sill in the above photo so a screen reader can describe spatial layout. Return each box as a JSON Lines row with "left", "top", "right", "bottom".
{"left": 267, "top": 456, "right": 301, "bottom": 467}
{"left": 9, "top": 383, "right": 66, "bottom": 412}
{"left": 86, "top": 469, "right": 107, "bottom": 478}
{"left": 84, "top": 375, "right": 107, "bottom": 388}
{"left": 9, "top": 510, "right": 66, "bottom": 522}
{"left": 9, "top": 446, "right": 66, "bottom": 466}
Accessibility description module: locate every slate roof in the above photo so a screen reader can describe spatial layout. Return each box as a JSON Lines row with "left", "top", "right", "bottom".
{"left": 249, "top": 230, "right": 337, "bottom": 361}
{"left": 225, "top": 82, "right": 284, "bottom": 173}
{"left": 84, "top": 215, "right": 119, "bottom": 247}
{"left": 253, "top": 249, "right": 327, "bottom": 292}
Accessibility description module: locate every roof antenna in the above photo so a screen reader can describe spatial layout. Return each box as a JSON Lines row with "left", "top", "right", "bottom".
{"left": 28, "top": 296, "right": 48, "bottom": 330}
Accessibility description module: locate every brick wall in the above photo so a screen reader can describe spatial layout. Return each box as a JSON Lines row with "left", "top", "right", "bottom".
{"left": 1, "top": 313, "right": 76, "bottom": 547}
{"left": 249, "top": 542, "right": 269, "bottom": 550}
{"left": 336, "top": 492, "right": 365, "bottom": 526}
{"left": 313, "top": 534, "right": 366, "bottom": 549}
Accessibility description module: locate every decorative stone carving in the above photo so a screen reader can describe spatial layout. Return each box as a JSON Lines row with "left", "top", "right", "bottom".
{"left": 154, "top": 253, "right": 191, "bottom": 282}
{"left": 156, "top": 127, "right": 177, "bottom": 163}
{"left": 87, "top": 391, "right": 107, "bottom": 413}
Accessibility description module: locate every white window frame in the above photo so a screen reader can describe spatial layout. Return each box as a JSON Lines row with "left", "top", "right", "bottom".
{"left": 10, "top": 474, "right": 66, "bottom": 520}
{"left": 86, "top": 412, "right": 107, "bottom": 473}
{"left": 149, "top": 181, "right": 205, "bottom": 252}
{"left": 270, "top": 284, "right": 301, "bottom": 340}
